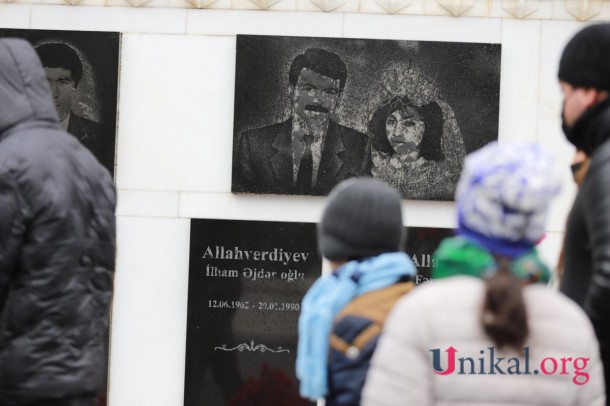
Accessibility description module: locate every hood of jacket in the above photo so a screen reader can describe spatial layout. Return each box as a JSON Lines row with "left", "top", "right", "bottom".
{"left": 0, "top": 38, "right": 59, "bottom": 138}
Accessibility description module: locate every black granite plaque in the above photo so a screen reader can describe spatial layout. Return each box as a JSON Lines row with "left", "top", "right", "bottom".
{"left": 185, "top": 220, "right": 452, "bottom": 405}
{"left": 405, "top": 226, "right": 455, "bottom": 283}
{"left": 0, "top": 29, "right": 120, "bottom": 176}
{"left": 232, "top": 34, "right": 501, "bottom": 200}
{"left": 185, "top": 219, "right": 321, "bottom": 406}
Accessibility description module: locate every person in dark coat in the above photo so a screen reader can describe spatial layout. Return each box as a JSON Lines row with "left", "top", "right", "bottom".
{"left": 232, "top": 48, "right": 371, "bottom": 196}
{"left": 558, "top": 23, "right": 610, "bottom": 404}
{"left": 0, "top": 38, "right": 116, "bottom": 406}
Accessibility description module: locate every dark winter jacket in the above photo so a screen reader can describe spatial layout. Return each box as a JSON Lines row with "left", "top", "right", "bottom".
{"left": 560, "top": 97, "right": 610, "bottom": 401}
{"left": 0, "top": 38, "right": 116, "bottom": 405}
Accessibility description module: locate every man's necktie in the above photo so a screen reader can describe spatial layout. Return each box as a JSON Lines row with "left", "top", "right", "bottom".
{"left": 296, "top": 134, "right": 314, "bottom": 194}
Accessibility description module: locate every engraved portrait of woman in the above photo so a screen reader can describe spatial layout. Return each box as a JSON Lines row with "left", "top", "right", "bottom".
{"left": 368, "top": 64, "right": 466, "bottom": 200}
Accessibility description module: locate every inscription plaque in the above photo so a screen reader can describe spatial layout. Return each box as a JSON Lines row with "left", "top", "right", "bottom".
{"left": 185, "top": 219, "right": 320, "bottom": 406}
{"left": 185, "top": 219, "right": 453, "bottom": 405}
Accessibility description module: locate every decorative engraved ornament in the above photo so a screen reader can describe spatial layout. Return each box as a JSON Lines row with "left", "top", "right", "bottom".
{"left": 310, "top": 0, "right": 347, "bottom": 11}
{"left": 249, "top": 0, "right": 280, "bottom": 8}
{"left": 126, "top": 0, "right": 152, "bottom": 6}
{"left": 502, "top": 0, "right": 539, "bottom": 18}
{"left": 375, "top": 0, "right": 412, "bottom": 13}
{"left": 63, "top": 0, "right": 84, "bottom": 5}
{"left": 566, "top": 0, "right": 601, "bottom": 21}
{"left": 437, "top": 0, "right": 475, "bottom": 16}
{"left": 215, "top": 340, "right": 290, "bottom": 354}
{"left": 187, "top": 0, "right": 218, "bottom": 7}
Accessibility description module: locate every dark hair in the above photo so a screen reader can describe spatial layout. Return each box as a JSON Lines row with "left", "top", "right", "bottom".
{"left": 35, "top": 43, "right": 83, "bottom": 87}
{"left": 369, "top": 96, "right": 444, "bottom": 161}
{"left": 481, "top": 259, "right": 528, "bottom": 351}
{"left": 289, "top": 48, "right": 347, "bottom": 92}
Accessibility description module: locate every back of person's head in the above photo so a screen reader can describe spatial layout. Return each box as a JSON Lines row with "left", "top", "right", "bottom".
{"left": 289, "top": 48, "right": 348, "bottom": 92}
{"left": 318, "top": 177, "right": 404, "bottom": 261}
{"left": 559, "top": 23, "right": 610, "bottom": 90}
{"left": 456, "top": 141, "right": 561, "bottom": 258}
{"left": 35, "top": 42, "right": 83, "bottom": 87}
{"left": 454, "top": 142, "right": 561, "bottom": 350}
{"left": 0, "top": 38, "right": 59, "bottom": 131}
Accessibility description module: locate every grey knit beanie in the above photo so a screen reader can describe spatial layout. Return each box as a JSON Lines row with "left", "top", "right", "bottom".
{"left": 318, "top": 177, "right": 405, "bottom": 260}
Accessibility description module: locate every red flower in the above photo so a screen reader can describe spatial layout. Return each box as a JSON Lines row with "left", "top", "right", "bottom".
{"left": 228, "top": 362, "right": 308, "bottom": 406}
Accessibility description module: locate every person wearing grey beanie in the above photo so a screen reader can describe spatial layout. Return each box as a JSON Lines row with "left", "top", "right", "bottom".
{"left": 558, "top": 23, "right": 610, "bottom": 404}
{"left": 296, "top": 177, "right": 416, "bottom": 406}
{"left": 317, "top": 177, "right": 405, "bottom": 260}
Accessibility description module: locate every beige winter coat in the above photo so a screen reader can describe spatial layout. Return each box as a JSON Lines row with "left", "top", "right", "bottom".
{"left": 362, "top": 276, "right": 605, "bottom": 406}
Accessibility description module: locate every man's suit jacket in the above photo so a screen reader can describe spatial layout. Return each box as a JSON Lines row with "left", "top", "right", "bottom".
{"left": 68, "top": 112, "right": 115, "bottom": 175}
{"left": 233, "top": 119, "right": 371, "bottom": 195}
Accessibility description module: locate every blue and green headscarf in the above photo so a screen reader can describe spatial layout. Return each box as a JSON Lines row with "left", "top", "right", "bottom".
{"left": 433, "top": 236, "right": 551, "bottom": 283}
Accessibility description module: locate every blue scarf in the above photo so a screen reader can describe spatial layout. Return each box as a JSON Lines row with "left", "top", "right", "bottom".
{"left": 296, "top": 252, "right": 416, "bottom": 401}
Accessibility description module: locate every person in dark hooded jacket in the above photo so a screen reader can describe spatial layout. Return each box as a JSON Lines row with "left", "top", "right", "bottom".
{"left": 0, "top": 38, "right": 116, "bottom": 406}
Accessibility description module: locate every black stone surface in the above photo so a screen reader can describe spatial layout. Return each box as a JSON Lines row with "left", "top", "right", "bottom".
{"left": 185, "top": 219, "right": 453, "bottom": 405}
{"left": 185, "top": 219, "right": 321, "bottom": 406}
{"left": 406, "top": 226, "right": 455, "bottom": 283}
{"left": 231, "top": 34, "right": 501, "bottom": 198}
{"left": 0, "top": 29, "right": 120, "bottom": 177}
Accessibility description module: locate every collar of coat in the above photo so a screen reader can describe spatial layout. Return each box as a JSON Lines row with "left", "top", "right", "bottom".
{"left": 567, "top": 97, "right": 610, "bottom": 156}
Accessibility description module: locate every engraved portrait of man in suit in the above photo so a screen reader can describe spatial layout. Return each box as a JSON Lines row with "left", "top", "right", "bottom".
{"left": 35, "top": 43, "right": 106, "bottom": 162}
{"left": 0, "top": 29, "right": 120, "bottom": 177}
{"left": 232, "top": 47, "right": 371, "bottom": 196}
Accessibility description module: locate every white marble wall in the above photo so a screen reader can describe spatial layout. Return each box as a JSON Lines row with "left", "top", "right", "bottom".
{"left": 0, "top": 4, "right": 601, "bottom": 404}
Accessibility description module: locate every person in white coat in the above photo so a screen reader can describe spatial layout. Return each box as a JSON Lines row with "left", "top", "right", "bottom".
{"left": 362, "top": 141, "right": 606, "bottom": 406}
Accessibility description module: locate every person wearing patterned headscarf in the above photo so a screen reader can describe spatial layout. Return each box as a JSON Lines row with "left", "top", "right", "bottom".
{"left": 362, "top": 142, "right": 605, "bottom": 406}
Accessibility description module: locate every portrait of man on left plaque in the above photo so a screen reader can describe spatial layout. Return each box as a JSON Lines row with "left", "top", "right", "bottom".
{"left": 0, "top": 29, "right": 120, "bottom": 176}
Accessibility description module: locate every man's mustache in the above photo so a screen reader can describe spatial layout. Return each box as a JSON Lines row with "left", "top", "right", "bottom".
{"left": 305, "top": 105, "right": 329, "bottom": 114}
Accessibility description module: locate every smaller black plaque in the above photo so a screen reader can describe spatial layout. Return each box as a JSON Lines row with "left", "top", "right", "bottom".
{"left": 185, "top": 219, "right": 321, "bottom": 406}
{"left": 0, "top": 29, "right": 120, "bottom": 176}
{"left": 405, "top": 226, "right": 455, "bottom": 283}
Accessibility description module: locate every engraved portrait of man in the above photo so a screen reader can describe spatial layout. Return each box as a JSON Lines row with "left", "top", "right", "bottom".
{"left": 36, "top": 43, "right": 106, "bottom": 162}
{"left": 232, "top": 47, "right": 371, "bottom": 196}
{"left": 0, "top": 29, "right": 120, "bottom": 176}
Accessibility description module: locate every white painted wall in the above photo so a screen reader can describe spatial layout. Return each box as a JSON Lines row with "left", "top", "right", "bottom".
{"left": 0, "top": 3, "right": 601, "bottom": 404}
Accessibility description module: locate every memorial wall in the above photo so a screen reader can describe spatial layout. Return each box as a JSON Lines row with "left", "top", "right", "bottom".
{"left": 0, "top": 2, "right": 602, "bottom": 404}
